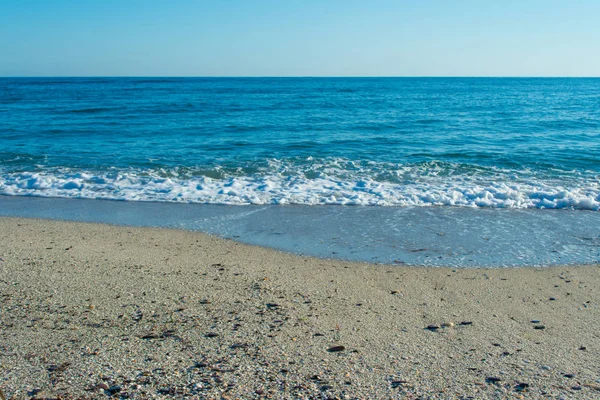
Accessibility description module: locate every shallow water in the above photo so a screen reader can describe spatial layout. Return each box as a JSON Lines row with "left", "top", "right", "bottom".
{"left": 2, "top": 196, "right": 599, "bottom": 268}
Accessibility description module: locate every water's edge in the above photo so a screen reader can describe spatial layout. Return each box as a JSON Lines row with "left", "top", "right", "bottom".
{"left": 1, "top": 195, "right": 599, "bottom": 268}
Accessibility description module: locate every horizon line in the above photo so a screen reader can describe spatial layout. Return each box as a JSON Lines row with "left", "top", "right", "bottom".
{"left": 2, "top": 75, "right": 600, "bottom": 79}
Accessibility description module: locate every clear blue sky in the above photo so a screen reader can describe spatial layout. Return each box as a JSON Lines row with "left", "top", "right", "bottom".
{"left": 1, "top": 0, "right": 598, "bottom": 76}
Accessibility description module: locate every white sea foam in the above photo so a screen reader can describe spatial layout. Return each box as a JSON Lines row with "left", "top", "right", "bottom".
{"left": 1, "top": 161, "right": 599, "bottom": 210}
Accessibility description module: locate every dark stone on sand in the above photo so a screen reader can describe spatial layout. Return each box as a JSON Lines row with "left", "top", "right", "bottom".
{"left": 140, "top": 333, "right": 160, "bottom": 340}
{"left": 313, "top": 333, "right": 325, "bottom": 337}
{"left": 533, "top": 325, "right": 546, "bottom": 330}
{"left": 459, "top": 321, "right": 473, "bottom": 325}
{"left": 327, "top": 345, "right": 345, "bottom": 352}
{"left": 205, "top": 332, "right": 219, "bottom": 338}
{"left": 564, "top": 373, "right": 576, "bottom": 378}
{"left": 515, "top": 383, "right": 530, "bottom": 392}
{"left": 426, "top": 325, "right": 440, "bottom": 331}
{"left": 579, "top": 346, "right": 586, "bottom": 350}
{"left": 531, "top": 320, "right": 541, "bottom": 323}
{"left": 486, "top": 377, "right": 502, "bottom": 384}
{"left": 391, "top": 380, "right": 409, "bottom": 388}
{"left": 266, "top": 303, "right": 279, "bottom": 309}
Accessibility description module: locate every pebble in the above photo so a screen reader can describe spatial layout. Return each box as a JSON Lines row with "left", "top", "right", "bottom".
{"left": 426, "top": 325, "right": 440, "bottom": 331}
{"left": 327, "top": 345, "right": 346, "bottom": 352}
{"left": 441, "top": 322, "right": 455, "bottom": 328}
{"left": 486, "top": 377, "right": 502, "bottom": 384}
{"left": 533, "top": 325, "right": 546, "bottom": 330}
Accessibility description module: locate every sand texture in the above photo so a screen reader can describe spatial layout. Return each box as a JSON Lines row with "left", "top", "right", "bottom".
{"left": 1, "top": 217, "right": 599, "bottom": 399}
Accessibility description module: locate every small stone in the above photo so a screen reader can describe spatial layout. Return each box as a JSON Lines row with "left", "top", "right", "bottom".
{"left": 426, "top": 325, "right": 440, "bottom": 331}
{"left": 441, "top": 322, "right": 455, "bottom": 328}
{"left": 98, "top": 383, "right": 109, "bottom": 390}
{"left": 530, "top": 320, "right": 541, "bottom": 323}
{"left": 459, "top": 321, "right": 473, "bottom": 326}
{"left": 88, "top": 305, "right": 95, "bottom": 310}
{"left": 579, "top": 346, "right": 586, "bottom": 350}
{"left": 564, "top": 373, "right": 576, "bottom": 378}
{"left": 205, "top": 332, "right": 219, "bottom": 338}
{"left": 515, "top": 383, "right": 530, "bottom": 392}
{"left": 549, "top": 297, "right": 557, "bottom": 301}
{"left": 108, "top": 386, "right": 121, "bottom": 395}
{"left": 486, "top": 377, "right": 502, "bottom": 384}
{"left": 327, "top": 345, "right": 346, "bottom": 352}
{"left": 533, "top": 325, "right": 546, "bottom": 330}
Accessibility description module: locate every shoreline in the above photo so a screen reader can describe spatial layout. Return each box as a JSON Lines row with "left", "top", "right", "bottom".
{"left": 1, "top": 216, "right": 599, "bottom": 398}
{"left": 3, "top": 195, "right": 600, "bottom": 268}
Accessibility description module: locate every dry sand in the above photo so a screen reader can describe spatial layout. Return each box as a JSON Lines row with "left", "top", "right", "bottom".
{"left": 0, "top": 216, "right": 599, "bottom": 399}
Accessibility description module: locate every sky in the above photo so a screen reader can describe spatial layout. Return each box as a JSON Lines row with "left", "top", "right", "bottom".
{"left": 1, "top": 0, "right": 599, "bottom": 77}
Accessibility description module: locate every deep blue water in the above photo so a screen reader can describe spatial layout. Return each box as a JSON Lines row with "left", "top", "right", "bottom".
{"left": 1, "top": 77, "right": 600, "bottom": 208}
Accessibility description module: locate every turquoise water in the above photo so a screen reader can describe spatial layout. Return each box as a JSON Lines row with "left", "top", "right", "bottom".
{"left": 2, "top": 77, "right": 600, "bottom": 208}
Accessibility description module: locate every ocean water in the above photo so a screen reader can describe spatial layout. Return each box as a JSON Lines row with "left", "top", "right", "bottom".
{"left": 1, "top": 77, "right": 600, "bottom": 209}
{"left": 1, "top": 78, "right": 600, "bottom": 267}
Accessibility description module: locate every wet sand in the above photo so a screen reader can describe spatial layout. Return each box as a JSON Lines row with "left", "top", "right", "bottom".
{"left": 1, "top": 217, "right": 599, "bottom": 399}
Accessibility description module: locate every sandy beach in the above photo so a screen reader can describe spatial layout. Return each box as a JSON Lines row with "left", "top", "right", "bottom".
{"left": 1, "top": 216, "right": 599, "bottom": 399}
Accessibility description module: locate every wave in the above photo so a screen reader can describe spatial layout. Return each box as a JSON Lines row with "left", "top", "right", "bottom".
{"left": 0, "top": 160, "right": 598, "bottom": 210}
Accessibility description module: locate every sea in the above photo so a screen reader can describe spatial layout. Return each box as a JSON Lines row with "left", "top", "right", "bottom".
{"left": 1, "top": 77, "right": 599, "bottom": 267}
